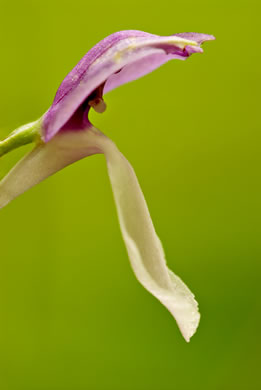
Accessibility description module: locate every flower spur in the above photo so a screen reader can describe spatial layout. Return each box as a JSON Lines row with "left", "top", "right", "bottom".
{"left": 0, "top": 30, "right": 215, "bottom": 341}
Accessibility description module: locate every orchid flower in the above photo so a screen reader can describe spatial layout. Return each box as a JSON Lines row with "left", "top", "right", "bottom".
{"left": 0, "top": 30, "right": 215, "bottom": 341}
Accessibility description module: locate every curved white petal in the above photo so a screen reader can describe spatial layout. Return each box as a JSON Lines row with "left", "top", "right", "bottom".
{"left": 96, "top": 132, "right": 200, "bottom": 342}
{"left": 0, "top": 127, "right": 200, "bottom": 341}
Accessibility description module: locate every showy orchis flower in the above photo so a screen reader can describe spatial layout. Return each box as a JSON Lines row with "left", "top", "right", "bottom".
{"left": 0, "top": 30, "right": 215, "bottom": 341}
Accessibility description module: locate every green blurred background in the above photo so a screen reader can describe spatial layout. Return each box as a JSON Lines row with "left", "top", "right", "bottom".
{"left": 0, "top": 0, "right": 260, "bottom": 389}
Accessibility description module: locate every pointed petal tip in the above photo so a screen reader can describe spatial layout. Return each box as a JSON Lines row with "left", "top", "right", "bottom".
{"left": 165, "top": 271, "right": 200, "bottom": 342}
{"left": 174, "top": 32, "right": 215, "bottom": 45}
{"left": 198, "top": 34, "right": 216, "bottom": 43}
{"left": 182, "top": 311, "right": 200, "bottom": 342}
{"left": 207, "top": 34, "right": 216, "bottom": 41}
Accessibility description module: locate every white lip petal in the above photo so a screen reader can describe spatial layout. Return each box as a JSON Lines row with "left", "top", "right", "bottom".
{"left": 95, "top": 131, "right": 200, "bottom": 342}
{"left": 0, "top": 127, "right": 200, "bottom": 341}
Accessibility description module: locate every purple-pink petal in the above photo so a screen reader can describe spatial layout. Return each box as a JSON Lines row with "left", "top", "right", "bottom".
{"left": 43, "top": 30, "right": 215, "bottom": 142}
{"left": 52, "top": 31, "right": 156, "bottom": 106}
{"left": 174, "top": 32, "right": 215, "bottom": 44}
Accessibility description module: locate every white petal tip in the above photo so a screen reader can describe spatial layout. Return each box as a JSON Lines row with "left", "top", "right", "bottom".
{"left": 181, "top": 311, "right": 200, "bottom": 342}
{"left": 165, "top": 271, "right": 200, "bottom": 342}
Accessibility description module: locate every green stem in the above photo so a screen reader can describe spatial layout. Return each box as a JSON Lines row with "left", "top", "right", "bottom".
{"left": 0, "top": 119, "right": 42, "bottom": 157}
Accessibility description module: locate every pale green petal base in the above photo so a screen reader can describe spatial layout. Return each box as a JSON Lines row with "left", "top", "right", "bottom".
{"left": 0, "top": 128, "right": 102, "bottom": 209}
